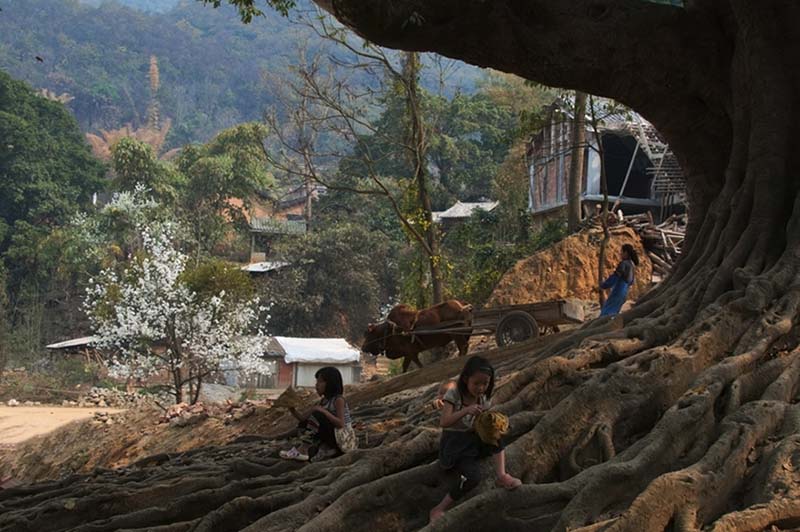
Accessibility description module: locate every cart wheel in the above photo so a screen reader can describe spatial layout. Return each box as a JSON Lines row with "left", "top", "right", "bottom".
{"left": 496, "top": 311, "right": 539, "bottom": 347}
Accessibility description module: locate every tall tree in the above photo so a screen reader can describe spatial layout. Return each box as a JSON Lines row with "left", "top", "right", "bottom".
{"left": 263, "top": 24, "right": 446, "bottom": 306}
{"left": 402, "top": 51, "right": 443, "bottom": 304}
{"left": 0, "top": 70, "right": 105, "bottom": 360}
{"left": 177, "top": 123, "right": 274, "bottom": 258}
{"left": 567, "top": 91, "right": 587, "bottom": 231}
{"left": 0, "top": 71, "right": 104, "bottom": 250}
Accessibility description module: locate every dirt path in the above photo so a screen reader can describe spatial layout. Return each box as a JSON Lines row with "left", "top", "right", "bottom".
{"left": 0, "top": 406, "right": 124, "bottom": 447}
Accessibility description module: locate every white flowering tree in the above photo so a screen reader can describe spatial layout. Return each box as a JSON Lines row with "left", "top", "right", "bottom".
{"left": 84, "top": 198, "right": 271, "bottom": 404}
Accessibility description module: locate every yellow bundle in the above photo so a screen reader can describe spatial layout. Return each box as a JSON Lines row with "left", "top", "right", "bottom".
{"left": 473, "top": 411, "right": 509, "bottom": 446}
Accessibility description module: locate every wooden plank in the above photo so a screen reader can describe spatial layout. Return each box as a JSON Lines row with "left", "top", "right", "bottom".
{"left": 648, "top": 251, "right": 672, "bottom": 270}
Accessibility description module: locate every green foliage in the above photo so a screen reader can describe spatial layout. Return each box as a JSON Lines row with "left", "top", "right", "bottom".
{"left": 111, "top": 137, "right": 184, "bottom": 202}
{"left": 387, "top": 359, "right": 403, "bottom": 377}
{"left": 177, "top": 122, "right": 274, "bottom": 256}
{"left": 181, "top": 259, "right": 255, "bottom": 303}
{"left": 443, "top": 212, "right": 568, "bottom": 306}
{"left": 52, "top": 357, "right": 103, "bottom": 388}
{"left": 427, "top": 92, "right": 517, "bottom": 202}
{"left": 0, "top": 70, "right": 105, "bottom": 363}
{"left": 0, "top": 71, "right": 105, "bottom": 247}
{"left": 0, "top": 264, "right": 8, "bottom": 373}
{"left": 259, "top": 224, "right": 398, "bottom": 340}
{"left": 178, "top": 123, "right": 272, "bottom": 204}
{"left": 200, "top": 0, "right": 296, "bottom": 21}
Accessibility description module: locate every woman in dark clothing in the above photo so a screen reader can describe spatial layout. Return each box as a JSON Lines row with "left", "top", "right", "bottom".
{"left": 600, "top": 243, "right": 639, "bottom": 316}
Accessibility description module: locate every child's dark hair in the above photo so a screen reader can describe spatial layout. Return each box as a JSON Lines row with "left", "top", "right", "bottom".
{"left": 622, "top": 243, "right": 640, "bottom": 266}
{"left": 457, "top": 356, "right": 495, "bottom": 399}
{"left": 315, "top": 366, "right": 344, "bottom": 398}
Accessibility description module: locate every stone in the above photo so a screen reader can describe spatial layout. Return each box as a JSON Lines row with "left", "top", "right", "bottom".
{"left": 7, "top": 399, "right": 19, "bottom": 407}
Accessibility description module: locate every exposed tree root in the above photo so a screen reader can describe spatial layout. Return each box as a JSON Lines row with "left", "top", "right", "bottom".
{"left": 3, "top": 287, "right": 800, "bottom": 532}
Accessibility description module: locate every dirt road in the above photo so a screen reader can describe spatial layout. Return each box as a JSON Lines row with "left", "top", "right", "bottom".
{"left": 0, "top": 406, "right": 124, "bottom": 447}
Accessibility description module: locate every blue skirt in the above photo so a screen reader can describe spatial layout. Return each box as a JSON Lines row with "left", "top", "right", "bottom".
{"left": 600, "top": 281, "right": 630, "bottom": 316}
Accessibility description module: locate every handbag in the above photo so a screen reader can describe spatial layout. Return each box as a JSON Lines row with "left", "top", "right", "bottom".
{"left": 334, "top": 424, "right": 358, "bottom": 452}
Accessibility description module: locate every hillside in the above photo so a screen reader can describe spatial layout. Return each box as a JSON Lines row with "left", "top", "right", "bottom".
{"left": 0, "top": 0, "right": 484, "bottom": 148}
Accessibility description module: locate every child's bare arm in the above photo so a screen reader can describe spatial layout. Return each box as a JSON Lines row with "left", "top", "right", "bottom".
{"left": 439, "top": 401, "right": 483, "bottom": 428}
{"left": 433, "top": 380, "right": 456, "bottom": 409}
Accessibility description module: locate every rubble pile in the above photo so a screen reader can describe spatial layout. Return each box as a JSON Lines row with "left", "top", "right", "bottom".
{"left": 222, "top": 400, "right": 258, "bottom": 424}
{"left": 625, "top": 213, "right": 687, "bottom": 278}
{"left": 156, "top": 399, "right": 269, "bottom": 427}
{"left": 5, "top": 399, "right": 43, "bottom": 407}
{"left": 92, "top": 411, "right": 123, "bottom": 425}
{"left": 582, "top": 211, "right": 687, "bottom": 278}
{"left": 76, "top": 387, "right": 172, "bottom": 409}
{"left": 158, "top": 402, "right": 210, "bottom": 427}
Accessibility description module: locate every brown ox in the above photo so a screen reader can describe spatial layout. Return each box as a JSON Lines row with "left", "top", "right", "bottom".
{"left": 362, "top": 300, "right": 473, "bottom": 372}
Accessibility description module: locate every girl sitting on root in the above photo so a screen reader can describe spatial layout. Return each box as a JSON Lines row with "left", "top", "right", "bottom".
{"left": 280, "top": 366, "right": 352, "bottom": 462}
{"left": 429, "top": 355, "right": 521, "bottom": 522}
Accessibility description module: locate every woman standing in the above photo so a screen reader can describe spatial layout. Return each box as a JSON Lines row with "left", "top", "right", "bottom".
{"left": 600, "top": 243, "right": 639, "bottom": 316}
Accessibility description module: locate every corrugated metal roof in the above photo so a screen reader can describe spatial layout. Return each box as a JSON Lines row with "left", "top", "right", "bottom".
{"left": 240, "top": 261, "right": 289, "bottom": 273}
{"left": 46, "top": 336, "right": 98, "bottom": 349}
{"left": 437, "top": 201, "right": 498, "bottom": 220}
{"left": 273, "top": 336, "right": 361, "bottom": 365}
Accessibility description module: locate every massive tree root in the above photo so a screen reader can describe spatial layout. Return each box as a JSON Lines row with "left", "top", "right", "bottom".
{"left": 4, "top": 1, "right": 800, "bottom": 531}
{"left": 3, "top": 292, "right": 800, "bottom": 531}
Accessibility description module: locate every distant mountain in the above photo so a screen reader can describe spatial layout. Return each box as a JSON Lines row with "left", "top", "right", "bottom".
{"left": 79, "top": 0, "right": 181, "bottom": 13}
{"left": 0, "top": 0, "right": 485, "bottom": 148}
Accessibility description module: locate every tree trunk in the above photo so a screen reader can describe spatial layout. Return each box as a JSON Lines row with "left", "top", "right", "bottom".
{"left": 567, "top": 91, "right": 587, "bottom": 232}
{"left": 590, "top": 96, "right": 611, "bottom": 307}
{"left": 403, "top": 51, "right": 444, "bottom": 304}
{"left": 4, "top": 2, "right": 800, "bottom": 531}
{"left": 192, "top": 375, "right": 202, "bottom": 405}
{"left": 171, "top": 366, "right": 183, "bottom": 405}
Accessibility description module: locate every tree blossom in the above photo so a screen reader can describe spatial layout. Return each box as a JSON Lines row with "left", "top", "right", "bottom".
{"left": 84, "top": 209, "right": 271, "bottom": 404}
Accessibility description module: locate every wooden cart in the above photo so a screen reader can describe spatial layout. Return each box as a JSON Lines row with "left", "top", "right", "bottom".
{"left": 408, "top": 299, "right": 585, "bottom": 347}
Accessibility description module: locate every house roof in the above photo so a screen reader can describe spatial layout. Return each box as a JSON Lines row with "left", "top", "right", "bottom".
{"left": 272, "top": 336, "right": 361, "bottom": 364}
{"left": 46, "top": 336, "right": 98, "bottom": 349}
{"left": 433, "top": 201, "right": 498, "bottom": 222}
{"left": 240, "top": 261, "right": 289, "bottom": 273}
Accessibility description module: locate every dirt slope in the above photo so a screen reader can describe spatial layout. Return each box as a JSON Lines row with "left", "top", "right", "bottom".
{"left": 0, "top": 403, "right": 292, "bottom": 484}
{"left": 489, "top": 226, "right": 652, "bottom": 306}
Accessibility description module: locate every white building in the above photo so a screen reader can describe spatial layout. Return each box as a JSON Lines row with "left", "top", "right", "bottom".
{"left": 275, "top": 336, "right": 362, "bottom": 387}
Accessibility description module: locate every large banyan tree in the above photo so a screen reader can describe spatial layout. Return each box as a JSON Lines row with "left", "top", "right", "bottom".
{"left": 3, "top": 1, "right": 800, "bottom": 531}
